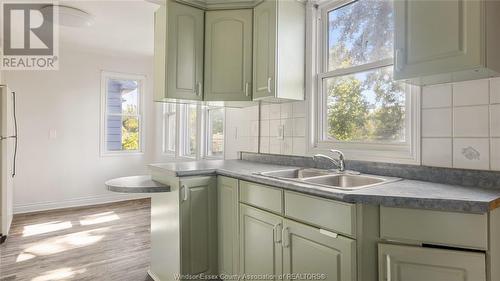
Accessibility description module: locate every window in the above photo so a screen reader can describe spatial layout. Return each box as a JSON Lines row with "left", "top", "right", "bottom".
{"left": 206, "top": 107, "right": 225, "bottom": 158}
{"left": 101, "top": 72, "right": 145, "bottom": 155}
{"left": 161, "top": 103, "right": 225, "bottom": 159}
{"left": 162, "top": 103, "right": 176, "bottom": 154}
{"left": 311, "top": 0, "right": 420, "bottom": 163}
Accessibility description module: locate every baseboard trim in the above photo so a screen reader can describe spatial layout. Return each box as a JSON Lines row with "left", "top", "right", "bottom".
{"left": 13, "top": 193, "right": 151, "bottom": 214}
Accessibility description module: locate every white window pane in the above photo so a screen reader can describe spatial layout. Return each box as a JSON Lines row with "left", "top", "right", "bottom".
{"left": 208, "top": 108, "right": 224, "bottom": 157}
{"left": 327, "top": 0, "right": 394, "bottom": 71}
{"left": 325, "top": 66, "right": 405, "bottom": 142}
{"left": 104, "top": 76, "right": 142, "bottom": 153}
{"left": 167, "top": 114, "right": 176, "bottom": 152}
{"left": 107, "top": 79, "right": 139, "bottom": 114}
{"left": 186, "top": 104, "right": 197, "bottom": 156}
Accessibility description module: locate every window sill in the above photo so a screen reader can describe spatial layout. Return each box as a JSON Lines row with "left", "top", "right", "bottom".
{"left": 100, "top": 151, "right": 145, "bottom": 157}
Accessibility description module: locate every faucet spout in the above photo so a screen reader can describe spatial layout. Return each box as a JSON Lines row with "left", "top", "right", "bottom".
{"left": 313, "top": 150, "right": 346, "bottom": 172}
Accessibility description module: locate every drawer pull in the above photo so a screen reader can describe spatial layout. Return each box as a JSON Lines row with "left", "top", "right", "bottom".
{"left": 282, "top": 227, "right": 290, "bottom": 248}
{"left": 273, "top": 223, "right": 282, "bottom": 244}
{"left": 319, "top": 229, "right": 338, "bottom": 238}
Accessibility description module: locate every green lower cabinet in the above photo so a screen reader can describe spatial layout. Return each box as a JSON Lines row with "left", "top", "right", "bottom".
{"left": 217, "top": 176, "right": 240, "bottom": 275}
{"left": 180, "top": 176, "right": 218, "bottom": 278}
{"left": 282, "top": 219, "right": 357, "bottom": 281}
{"left": 239, "top": 204, "right": 283, "bottom": 281}
{"left": 378, "top": 244, "right": 486, "bottom": 281}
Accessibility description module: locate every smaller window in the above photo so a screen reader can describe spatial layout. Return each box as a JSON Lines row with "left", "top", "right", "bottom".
{"left": 101, "top": 72, "right": 145, "bottom": 155}
{"left": 180, "top": 104, "right": 198, "bottom": 158}
{"left": 162, "top": 103, "right": 176, "bottom": 154}
{"left": 206, "top": 107, "right": 225, "bottom": 158}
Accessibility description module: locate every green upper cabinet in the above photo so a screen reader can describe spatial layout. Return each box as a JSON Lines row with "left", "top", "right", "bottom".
{"left": 204, "top": 10, "right": 253, "bottom": 101}
{"left": 253, "top": 0, "right": 305, "bottom": 102}
{"left": 180, "top": 176, "right": 217, "bottom": 277}
{"left": 394, "top": 0, "right": 500, "bottom": 85}
{"left": 282, "top": 219, "right": 357, "bottom": 281}
{"left": 154, "top": 1, "right": 204, "bottom": 102}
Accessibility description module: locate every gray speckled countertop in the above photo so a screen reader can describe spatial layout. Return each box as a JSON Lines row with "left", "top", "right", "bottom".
{"left": 149, "top": 160, "right": 500, "bottom": 213}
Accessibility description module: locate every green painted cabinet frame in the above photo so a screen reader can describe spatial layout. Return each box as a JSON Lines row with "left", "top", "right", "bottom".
{"left": 217, "top": 176, "right": 240, "bottom": 275}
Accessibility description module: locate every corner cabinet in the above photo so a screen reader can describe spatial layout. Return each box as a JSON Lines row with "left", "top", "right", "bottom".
{"left": 394, "top": 0, "right": 500, "bottom": 85}
{"left": 154, "top": 1, "right": 204, "bottom": 102}
{"left": 204, "top": 10, "right": 253, "bottom": 101}
{"left": 180, "top": 176, "right": 217, "bottom": 277}
{"left": 253, "top": 0, "right": 305, "bottom": 101}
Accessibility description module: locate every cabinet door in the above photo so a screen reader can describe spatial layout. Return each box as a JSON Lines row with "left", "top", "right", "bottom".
{"left": 394, "top": 0, "right": 482, "bottom": 80}
{"left": 378, "top": 244, "right": 486, "bottom": 281}
{"left": 205, "top": 10, "right": 253, "bottom": 101}
{"left": 166, "top": 2, "right": 204, "bottom": 101}
{"left": 239, "top": 204, "right": 282, "bottom": 281}
{"left": 180, "top": 177, "right": 217, "bottom": 276}
{"left": 253, "top": 0, "right": 276, "bottom": 100}
{"left": 217, "top": 176, "right": 239, "bottom": 275}
{"left": 282, "top": 219, "right": 356, "bottom": 281}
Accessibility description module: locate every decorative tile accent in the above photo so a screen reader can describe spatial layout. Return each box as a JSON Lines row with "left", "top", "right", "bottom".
{"left": 453, "top": 106, "right": 489, "bottom": 137}
{"left": 422, "top": 84, "right": 452, "bottom": 108}
{"left": 491, "top": 138, "right": 500, "bottom": 171}
{"left": 491, "top": 104, "right": 500, "bottom": 137}
{"left": 453, "top": 138, "right": 490, "bottom": 170}
{"left": 422, "top": 108, "right": 452, "bottom": 137}
{"left": 422, "top": 138, "right": 452, "bottom": 168}
{"left": 491, "top": 77, "right": 500, "bottom": 104}
{"left": 453, "top": 79, "right": 490, "bottom": 106}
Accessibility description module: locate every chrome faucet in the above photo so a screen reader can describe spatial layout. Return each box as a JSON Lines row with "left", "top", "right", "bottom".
{"left": 313, "top": 149, "right": 345, "bottom": 172}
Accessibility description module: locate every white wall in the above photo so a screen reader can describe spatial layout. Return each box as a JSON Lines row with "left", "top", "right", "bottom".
{"left": 4, "top": 45, "right": 156, "bottom": 213}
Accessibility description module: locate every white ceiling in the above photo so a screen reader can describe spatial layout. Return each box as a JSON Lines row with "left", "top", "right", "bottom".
{"left": 58, "top": 0, "right": 158, "bottom": 57}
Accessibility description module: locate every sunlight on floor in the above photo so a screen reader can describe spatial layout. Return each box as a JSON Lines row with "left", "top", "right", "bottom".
{"left": 16, "top": 228, "right": 109, "bottom": 262}
{"left": 31, "top": 267, "right": 87, "bottom": 281}
{"left": 23, "top": 221, "right": 73, "bottom": 237}
{"left": 79, "top": 211, "right": 120, "bottom": 226}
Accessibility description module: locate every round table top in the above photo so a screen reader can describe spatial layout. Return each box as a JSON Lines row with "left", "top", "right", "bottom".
{"left": 105, "top": 175, "right": 170, "bottom": 193}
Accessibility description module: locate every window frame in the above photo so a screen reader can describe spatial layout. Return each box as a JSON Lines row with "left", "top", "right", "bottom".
{"left": 100, "top": 71, "right": 146, "bottom": 156}
{"left": 307, "top": 0, "right": 421, "bottom": 164}
{"left": 204, "top": 107, "right": 225, "bottom": 159}
{"left": 162, "top": 103, "right": 177, "bottom": 155}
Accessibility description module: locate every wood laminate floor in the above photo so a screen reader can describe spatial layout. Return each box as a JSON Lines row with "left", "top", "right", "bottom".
{"left": 0, "top": 199, "right": 153, "bottom": 281}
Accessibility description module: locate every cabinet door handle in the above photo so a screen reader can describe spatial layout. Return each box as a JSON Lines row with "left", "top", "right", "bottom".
{"left": 196, "top": 82, "right": 202, "bottom": 96}
{"left": 245, "top": 82, "right": 250, "bottom": 97}
{"left": 282, "top": 227, "right": 290, "bottom": 248}
{"left": 181, "top": 185, "right": 189, "bottom": 202}
{"left": 395, "top": 49, "right": 403, "bottom": 72}
{"left": 267, "top": 77, "right": 272, "bottom": 94}
{"left": 273, "top": 223, "right": 282, "bottom": 244}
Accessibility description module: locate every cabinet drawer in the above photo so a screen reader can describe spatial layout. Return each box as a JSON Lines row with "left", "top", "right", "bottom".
{"left": 379, "top": 243, "right": 486, "bottom": 281}
{"left": 284, "top": 191, "right": 356, "bottom": 237}
{"left": 239, "top": 181, "right": 283, "bottom": 215}
{"left": 380, "top": 206, "right": 488, "bottom": 250}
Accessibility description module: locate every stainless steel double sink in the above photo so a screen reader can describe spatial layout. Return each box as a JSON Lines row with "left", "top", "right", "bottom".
{"left": 255, "top": 168, "right": 400, "bottom": 190}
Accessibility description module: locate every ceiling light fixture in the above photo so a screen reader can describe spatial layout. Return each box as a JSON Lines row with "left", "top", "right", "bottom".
{"left": 41, "top": 5, "right": 95, "bottom": 28}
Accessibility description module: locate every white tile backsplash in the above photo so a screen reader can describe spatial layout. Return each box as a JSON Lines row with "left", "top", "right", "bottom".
{"left": 453, "top": 79, "right": 490, "bottom": 106}
{"left": 293, "top": 117, "right": 306, "bottom": 137}
{"left": 269, "top": 104, "right": 281, "bottom": 120}
{"left": 281, "top": 137, "right": 293, "bottom": 155}
{"left": 422, "top": 138, "right": 452, "bottom": 168}
{"left": 422, "top": 84, "right": 452, "bottom": 108}
{"left": 280, "top": 103, "right": 293, "bottom": 119}
{"left": 269, "top": 137, "right": 281, "bottom": 154}
{"left": 453, "top": 138, "right": 490, "bottom": 170}
{"left": 491, "top": 78, "right": 500, "bottom": 104}
{"left": 292, "top": 101, "right": 306, "bottom": 118}
{"left": 282, "top": 118, "right": 293, "bottom": 137}
{"left": 292, "top": 137, "right": 306, "bottom": 156}
{"left": 490, "top": 104, "right": 500, "bottom": 137}
{"left": 453, "top": 105, "right": 489, "bottom": 137}
{"left": 491, "top": 138, "right": 500, "bottom": 171}
{"left": 260, "top": 120, "right": 270, "bottom": 137}
{"left": 422, "top": 108, "right": 452, "bottom": 137}
{"left": 269, "top": 119, "right": 281, "bottom": 137}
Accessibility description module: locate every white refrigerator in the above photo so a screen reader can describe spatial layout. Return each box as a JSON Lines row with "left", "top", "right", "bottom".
{"left": 0, "top": 85, "right": 17, "bottom": 243}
